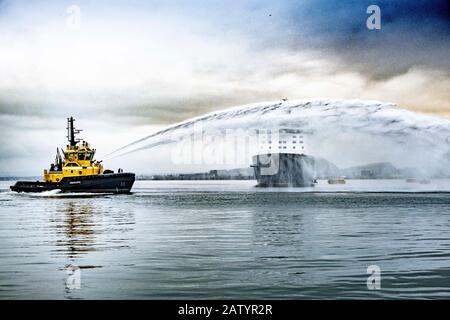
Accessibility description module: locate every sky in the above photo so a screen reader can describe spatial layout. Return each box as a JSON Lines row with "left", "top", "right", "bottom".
{"left": 0, "top": 0, "right": 449, "bottom": 175}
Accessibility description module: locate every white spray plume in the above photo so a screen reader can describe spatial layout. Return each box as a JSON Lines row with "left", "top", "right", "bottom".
{"left": 106, "top": 99, "right": 450, "bottom": 177}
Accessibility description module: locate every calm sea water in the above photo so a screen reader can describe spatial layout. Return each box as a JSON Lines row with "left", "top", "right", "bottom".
{"left": 1, "top": 179, "right": 450, "bottom": 299}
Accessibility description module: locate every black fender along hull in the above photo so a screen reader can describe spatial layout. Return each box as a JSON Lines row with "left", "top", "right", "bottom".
{"left": 10, "top": 173, "right": 135, "bottom": 194}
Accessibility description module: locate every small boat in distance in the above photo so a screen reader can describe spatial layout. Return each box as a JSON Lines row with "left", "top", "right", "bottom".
{"left": 10, "top": 117, "right": 135, "bottom": 193}
{"left": 328, "top": 177, "right": 346, "bottom": 184}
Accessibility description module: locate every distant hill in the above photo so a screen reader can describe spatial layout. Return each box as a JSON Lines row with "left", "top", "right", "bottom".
{"left": 137, "top": 155, "right": 450, "bottom": 181}
{"left": 341, "top": 162, "right": 400, "bottom": 179}
{"left": 314, "top": 157, "right": 341, "bottom": 179}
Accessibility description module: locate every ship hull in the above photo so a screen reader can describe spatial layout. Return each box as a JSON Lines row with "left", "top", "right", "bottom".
{"left": 252, "top": 153, "right": 316, "bottom": 187}
{"left": 10, "top": 173, "right": 135, "bottom": 194}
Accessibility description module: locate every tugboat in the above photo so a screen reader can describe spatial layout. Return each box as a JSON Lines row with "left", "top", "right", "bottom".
{"left": 10, "top": 117, "right": 135, "bottom": 193}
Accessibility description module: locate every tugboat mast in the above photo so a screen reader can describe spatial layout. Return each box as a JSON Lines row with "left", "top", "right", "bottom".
{"left": 67, "top": 117, "right": 82, "bottom": 147}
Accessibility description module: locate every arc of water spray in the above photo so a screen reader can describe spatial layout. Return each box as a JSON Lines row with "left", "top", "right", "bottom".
{"left": 103, "top": 99, "right": 450, "bottom": 177}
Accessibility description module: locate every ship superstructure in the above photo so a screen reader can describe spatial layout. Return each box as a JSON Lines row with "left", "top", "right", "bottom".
{"left": 44, "top": 117, "right": 104, "bottom": 183}
{"left": 256, "top": 128, "right": 307, "bottom": 154}
{"left": 251, "top": 129, "right": 316, "bottom": 187}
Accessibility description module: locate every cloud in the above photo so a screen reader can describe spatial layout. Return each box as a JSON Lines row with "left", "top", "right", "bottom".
{"left": 281, "top": 0, "right": 450, "bottom": 79}
{"left": 0, "top": 0, "right": 449, "bottom": 176}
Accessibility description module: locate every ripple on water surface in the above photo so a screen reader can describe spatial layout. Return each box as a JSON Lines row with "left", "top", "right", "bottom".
{"left": 0, "top": 180, "right": 450, "bottom": 299}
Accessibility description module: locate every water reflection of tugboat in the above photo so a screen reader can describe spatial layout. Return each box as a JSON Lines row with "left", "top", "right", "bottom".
{"left": 59, "top": 201, "right": 96, "bottom": 258}
{"left": 10, "top": 117, "right": 135, "bottom": 193}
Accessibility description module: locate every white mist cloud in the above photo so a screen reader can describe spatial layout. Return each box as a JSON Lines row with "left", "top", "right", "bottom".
{"left": 0, "top": 1, "right": 449, "bottom": 175}
{"left": 1, "top": 0, "right": 449, "bottom": 121}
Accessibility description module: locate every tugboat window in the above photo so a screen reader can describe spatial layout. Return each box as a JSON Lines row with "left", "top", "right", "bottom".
{"left": 78, "top": 153, "right": 85, "bottom": 160}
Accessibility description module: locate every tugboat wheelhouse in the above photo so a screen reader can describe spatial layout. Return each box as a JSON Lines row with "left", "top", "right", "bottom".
{"left": 44, "top": 118, "right": 104, "bottom": 183}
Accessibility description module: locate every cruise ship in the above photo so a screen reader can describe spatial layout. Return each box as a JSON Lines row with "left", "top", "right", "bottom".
{"left": 251, "top": 129, "right": 316, "bottom": 187}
